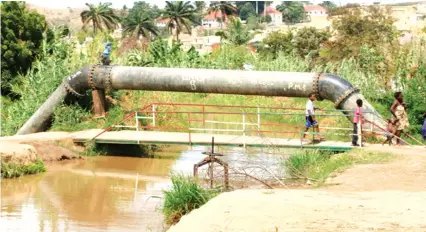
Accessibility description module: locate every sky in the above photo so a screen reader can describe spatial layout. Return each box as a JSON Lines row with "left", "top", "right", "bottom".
{"left": 24, "top": 0, "right": 425, "bottom": 9}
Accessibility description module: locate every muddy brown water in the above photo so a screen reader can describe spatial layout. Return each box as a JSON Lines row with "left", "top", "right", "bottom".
{"left": 1, "top": 146, "right": 286, "bottom": 232}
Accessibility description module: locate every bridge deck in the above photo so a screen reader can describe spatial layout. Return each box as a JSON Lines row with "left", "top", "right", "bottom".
{"left": 72, "top": 130, "right": 355, "bottom": 151}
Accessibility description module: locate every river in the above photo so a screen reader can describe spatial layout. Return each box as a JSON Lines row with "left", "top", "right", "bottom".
{"left": 1, "top": 145, "right": 286, "bottom": 232}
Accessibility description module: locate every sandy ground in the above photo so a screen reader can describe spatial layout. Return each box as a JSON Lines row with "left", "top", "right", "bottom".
{"left": 168, "top": 146, "right": 426, "bottom": 232}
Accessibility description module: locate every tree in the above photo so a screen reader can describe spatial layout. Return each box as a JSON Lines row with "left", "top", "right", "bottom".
{"left": 319, "top": 1, "right": 337, "bottom": 13}
{"left": 262, "top": 30, "right": 294, "bottom": 58}
{"left": 122, "top": 12, "right": 158, "bottom": 40}
{"left": 239, "top": 2, "right": 256, "bottom": 20}
{"left": 276, "top": 1, "right": 306, "bottom": 23}
{"left": 235, "top": 1, "right": 273, "bottom": 15}
{"left": 162, "top": 1, "right": 198, "bottom": 41}
{"left": 1, "top": 1, "right": 47, "bottom": 96}
{"left": 80, "top": 2, "right": 119, "bottom": 35}
{"left": 194, "top": 1, "right": 206, "bottom": 13}
{"left": 292, "top": 27, "right": 330, "bottom": 58}
{"left": 217, "top": 16, "right": 254, "bottom": 45}
{"left": 208, "top": 1, "right": 237, "bottom": 28}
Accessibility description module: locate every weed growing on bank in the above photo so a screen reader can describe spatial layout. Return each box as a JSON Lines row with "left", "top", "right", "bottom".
{"left": 162, "top": 174, "right": 219, "bottom": 225}
{"left": 284, "top": 149, "right": 396, "bottom": 184}
{"left": 1, "top": 158, "right": 46, "bottom": 178}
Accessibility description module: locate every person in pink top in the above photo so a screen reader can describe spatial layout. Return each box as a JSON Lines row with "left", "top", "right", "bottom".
{"left": 352, "top": 99, "right": 364, "bottom": 146}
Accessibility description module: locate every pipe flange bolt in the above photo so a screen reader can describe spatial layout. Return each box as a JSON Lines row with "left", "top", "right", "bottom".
{"left": 105, "top": 65, "right": 115, "bottom": 94}
{"left": 334, "top": 87, "right": 360, "bottom": 108}
{"left": 88, "top": 64, "right": 99, "bottom": 90}
{"left": 65, "top": 83, "right": 84, "bottom": 97}
{"left": 312, "top": 72, "right": 322, "bottom": 100}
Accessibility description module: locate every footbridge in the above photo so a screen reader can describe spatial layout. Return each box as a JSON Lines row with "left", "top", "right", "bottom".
{"left": 72, "top": 102, "right": 390, "bottom": 151}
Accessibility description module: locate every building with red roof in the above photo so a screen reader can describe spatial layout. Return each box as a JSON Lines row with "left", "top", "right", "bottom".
{"left": 202, "top": 10, "right": 227, "bottom": 28}
{"left": 155, "top": 18, "right": 169, "bottom": 28}
{"left": 260, "top": 7, "right": 282, "bottom": 25}
{"left": 304, "top": 5, "right": 328, "bottom": 16}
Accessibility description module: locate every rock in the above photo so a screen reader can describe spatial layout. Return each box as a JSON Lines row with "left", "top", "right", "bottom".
{"left": 0, "top": 142, "right": 37, "bottom": 165}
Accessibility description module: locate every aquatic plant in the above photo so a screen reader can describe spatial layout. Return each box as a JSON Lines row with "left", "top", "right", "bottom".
{"left": 1, "top": 158, "right": 46, "bottom": 178}
{"left": 162, "top": 174, "right": 218, "bottom": 225}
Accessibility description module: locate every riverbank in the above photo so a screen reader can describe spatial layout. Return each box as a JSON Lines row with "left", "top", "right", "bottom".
{"left": 167, "top": 147, "right": 426, "bottom": 232}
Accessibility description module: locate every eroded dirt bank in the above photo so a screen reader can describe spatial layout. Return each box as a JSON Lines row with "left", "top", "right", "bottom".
{"left": 168, "top": 147, "right": 426, "bottom": 232}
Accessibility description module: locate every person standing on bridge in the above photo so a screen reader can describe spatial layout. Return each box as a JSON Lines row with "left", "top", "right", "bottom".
{"left": 302, "top": 93, "right": 324, "bottom": 142}
{"left": 352, "top": 99, "right": 365, "bottom": 146}
{"left": 390, "top": 91, "right": 409, "bottom": 146}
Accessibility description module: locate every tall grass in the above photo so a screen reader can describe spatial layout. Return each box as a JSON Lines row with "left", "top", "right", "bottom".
{"left": 284, "top": 149, "right": 395, "bottom": 184}
{"left": 162, "top": 174, "right": 219, "bottom": 225}
{"left": 1, "top": 158, "right": 46, "bottom": 178}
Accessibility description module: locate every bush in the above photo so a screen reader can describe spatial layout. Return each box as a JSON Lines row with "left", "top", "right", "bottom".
{"left": 162, "top": 174, "right": 218, "bottom": 225}
{"left": 1, "top": 158, "right": 46, "bottom": 178}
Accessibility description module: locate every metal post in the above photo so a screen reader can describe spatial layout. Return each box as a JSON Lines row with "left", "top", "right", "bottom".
{"left": 188, "top": 112, "right": 192, "bottom": 146}
{"left": 152, "top": 104, "right": 156, "bottom": 127}
{"left": 257, "top": 107, "right": 260, "bottom": 136}
{"left": 242, "top": 113, "right": 246, "bottom": 148}
{"left": 202, "top": 105, "right": 206, "bottom": 134}
{"left": 135, "top": 112, "right": 139, "bottom": 131}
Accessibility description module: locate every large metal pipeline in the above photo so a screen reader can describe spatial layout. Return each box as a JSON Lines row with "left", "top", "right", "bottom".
{"left": 16, "top": 65, "right": 385, "bottom": 135}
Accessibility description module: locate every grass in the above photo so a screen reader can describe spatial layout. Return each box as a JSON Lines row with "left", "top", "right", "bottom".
{"left": 284, "top": 149, "right": 396, "bottom": 185}
{"left": 1, "top": 158, "right": 47, "bottom": 178}
{"left": 162, "top": 174, "right": 220, "bottom": 225}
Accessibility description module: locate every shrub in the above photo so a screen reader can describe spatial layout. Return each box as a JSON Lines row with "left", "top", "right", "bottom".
{"left": 162, "top": 174, "right": 218, "bottom": 225}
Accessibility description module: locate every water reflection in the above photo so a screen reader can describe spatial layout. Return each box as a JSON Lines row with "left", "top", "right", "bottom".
{"left": 1, "top": 146, "right": 286, "bottom": 232}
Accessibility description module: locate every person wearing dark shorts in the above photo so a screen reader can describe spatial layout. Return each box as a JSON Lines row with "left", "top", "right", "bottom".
{"left": 302, "top": 93, "right": 324, "bottom": 141}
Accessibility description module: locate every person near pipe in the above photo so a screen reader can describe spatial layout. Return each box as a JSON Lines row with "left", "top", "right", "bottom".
{"left": 390, "top": 91, "right": 409, "bottom": 146}
{"left": 102, "top": 42, "right": 112, "bottom": 65}
{"left": 352, "top": 99, "right": 365, "bottom": 146}
{"left": 302, "top": 93, "right": 324, "bottom": 142}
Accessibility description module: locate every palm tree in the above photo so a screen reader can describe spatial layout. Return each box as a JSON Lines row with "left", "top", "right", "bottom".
{"left": 162, "top": 1, "right": 198, "bottom": 41}
{"left": 80, "top": 2, "right": 119, "bottom": 35}
{"left": 216, "top": 16, "right": 253, "bottom": 46}
{"left": 122, "top": 12, "right": 158, "bottom": 40}
{"left": 208, "top": 1, "right": 237, "bottom": 28}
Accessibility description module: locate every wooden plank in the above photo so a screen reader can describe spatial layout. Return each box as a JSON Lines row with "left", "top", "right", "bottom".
{"left": 72, "top": 130, "right": 354, "bottom": 151}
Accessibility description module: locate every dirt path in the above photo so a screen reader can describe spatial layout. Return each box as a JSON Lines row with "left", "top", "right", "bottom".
{"left": 168, "top": 146, "right": 426, "bottom": 232}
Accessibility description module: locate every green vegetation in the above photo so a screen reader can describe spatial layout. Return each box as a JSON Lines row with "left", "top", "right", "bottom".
{"left": 284, "top": 150, "right": 396, "bottom": 184}
{"left": 162, "top": 1, "right": 198, "bottom": 41}
{"left": 276, "top": 1, "right": 306, "bottom": 23}
{"left": 80, "top": 2, "right": 120, "bottom": 35}
{"left": 1, "top": 158, "right": 46, "bottom": 178}
{"left": 162, "top": 174, "right": 219, "bottom": 225}
{"left": 1, "top": 1, "right": 47, "bottom": 96}
{"left": 1, "top": 3, "right": 425, "bottom": 145}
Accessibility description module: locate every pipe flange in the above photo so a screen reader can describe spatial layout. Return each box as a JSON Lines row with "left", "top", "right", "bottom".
{"left": 105, "top": 65, "right": 115, "bottom": 94}
{"left": 65, "top": 83, "right": 84, "bottom": 97}
{"left": 312, "top": 72, "right": 322, "bottom": 100}
{"left": 88, "top": 64, "right": 99, "bottom": 90}
{"left": 334, "top": 87, "right": 360, "bottom": 108}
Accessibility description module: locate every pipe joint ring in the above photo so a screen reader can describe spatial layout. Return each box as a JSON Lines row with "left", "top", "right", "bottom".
{"left": 88, "top": 64, "right": 99, "bottom": 90}
{"left": 65, "top": 83, "right": 84, "bottom": 97}
{"left": 334, "top": 87, "right": 360, "bottom": 108}
{"left": 312, "top": 72, "right": 322, "bottom": 100}
{"left": 105, "top": 65, "right": 115, "bottom": 94}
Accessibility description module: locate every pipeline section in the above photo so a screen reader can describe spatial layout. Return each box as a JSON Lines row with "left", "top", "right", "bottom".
{"left": 16, "top": 65, "right": 385, "bottom": 135}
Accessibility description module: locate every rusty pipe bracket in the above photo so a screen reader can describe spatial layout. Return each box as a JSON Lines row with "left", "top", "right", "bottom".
{"left": 334, "top": 87, "right": 360, "bottom": 108}
{"left": 312, "top": 72, "right": 322, "bottom": 101}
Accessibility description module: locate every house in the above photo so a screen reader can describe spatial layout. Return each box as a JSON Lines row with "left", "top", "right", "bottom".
{"left": 304, "top": 5, "right": 328, "bottom": 16}
{"left": 260, "top": 7, "right": 282, "bottom": 25}
{"left": 201, "top": 10, "right": 234, "bottom": 28}
{"left": 155, "top": 18, "right": 168, "bottom": 28}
